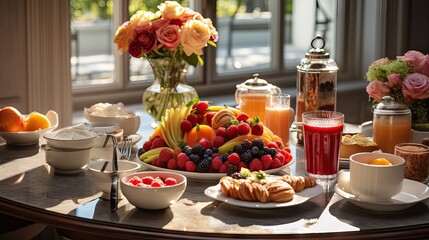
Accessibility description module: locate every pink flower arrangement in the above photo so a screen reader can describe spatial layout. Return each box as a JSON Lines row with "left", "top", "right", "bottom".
{"left": 113, "top": 1, "right": 218, "bottom": 67}
{"left": 365, "top": 50, "right": 429, "bottom": 130}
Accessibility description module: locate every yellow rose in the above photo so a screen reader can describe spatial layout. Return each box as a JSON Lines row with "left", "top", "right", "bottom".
{"left": 159, "top": 1, "right": 186, "bottom": 20}
{"left": 130, "top": 10, "right": 157, "bottom": 27}
{"left": 113, "top": 21, "right": 136, "bottom": 52}
{"left": 180, "top": 19, "right": 210, "bottom": 56}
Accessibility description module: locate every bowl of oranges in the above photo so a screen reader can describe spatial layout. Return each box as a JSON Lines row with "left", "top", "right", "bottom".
{"left": 0, "top": 106, "right": 58, "bottom": 145}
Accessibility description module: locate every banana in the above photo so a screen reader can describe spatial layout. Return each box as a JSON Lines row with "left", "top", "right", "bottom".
{"left": 206, "top": 105, "right": 241, "bottom": 117}
{"left": 139, "top": 147, "right": 172, "bottom": 163}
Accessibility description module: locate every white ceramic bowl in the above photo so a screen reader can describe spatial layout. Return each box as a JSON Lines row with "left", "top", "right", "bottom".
{"left": 88, "top": 160, "right": 141, "bottom": 199}
{"left": 42, "top": 144, "right": 91, "bottom": 174}
{"left": 44, "top": 130, "right": 97, "bottom": 150}
{"left": 120, "top": 171, "right": 187, "bottom": 210}
{"left": 84, "top": 108, "right": 140, "bottom": 136}
{"left": 0, "top": 110, "right": 58, "bottom": 145}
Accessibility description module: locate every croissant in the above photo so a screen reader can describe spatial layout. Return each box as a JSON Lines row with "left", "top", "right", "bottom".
{"left": 264, "top": 180, "right": 295, "bottom": 202}
{"left": 281, "top": 175, "right": 317, "bottom": 192}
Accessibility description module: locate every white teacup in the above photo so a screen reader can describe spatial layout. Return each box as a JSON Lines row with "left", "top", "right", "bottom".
{"left": 349, "top": 152, "right": 405, "bottom": 202}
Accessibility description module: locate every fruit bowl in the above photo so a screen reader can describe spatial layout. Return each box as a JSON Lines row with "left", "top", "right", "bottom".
{"left": 120, "top": 171, "right": 187, "bottom": 209}
{"left": 0, "top": 110, "right": 58, "bottom": 145}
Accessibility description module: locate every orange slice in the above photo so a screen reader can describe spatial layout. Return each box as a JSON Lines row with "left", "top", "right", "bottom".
{"left": 369, "top": 158, "right": 392, "bottom": 166}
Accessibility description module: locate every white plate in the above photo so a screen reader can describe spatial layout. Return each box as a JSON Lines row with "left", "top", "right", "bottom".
{"left": 0, "top": 110, "right": 58, "bottom": 145}
{"left": 334, "top": 179, "right": 429, "bottom": 212}
{"left": 204, "top": 183, "right": 323, "bottom": 209}
{"left": 139, "top": 157, "right": 294, "bottom": 180}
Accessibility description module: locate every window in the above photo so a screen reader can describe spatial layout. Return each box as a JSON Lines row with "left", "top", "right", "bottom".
{"left": 70, "top": 0, "right": 342, "bottom": 109}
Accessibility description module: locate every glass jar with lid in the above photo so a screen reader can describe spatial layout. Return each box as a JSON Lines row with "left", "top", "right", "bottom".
{"left": 235, "top": 73, "right": 281, "bottom": 123}
{"left": 373, "top": 96, "right": 412, "bottom": 154}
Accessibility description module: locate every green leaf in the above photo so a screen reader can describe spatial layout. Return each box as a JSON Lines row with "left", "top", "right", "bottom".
{"left": 183, "top": 53, "right": 199, "bottom": 67}
{"left": 186, "top": 97, "right": 200, "bottom": 107}
{"left": 208, "top": 41, "right": 217, "bottom": 48}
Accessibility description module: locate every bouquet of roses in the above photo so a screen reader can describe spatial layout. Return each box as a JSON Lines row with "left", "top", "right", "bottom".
{"left": 366, "top": 50, "right": 429, "bottom": 130}
{"left": 113, "top": 1, "right": 218, "bottom": 67}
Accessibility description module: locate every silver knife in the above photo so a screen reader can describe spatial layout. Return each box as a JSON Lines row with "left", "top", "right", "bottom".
{"left": 110, "top": 135, "right": 118, "bottom": 212}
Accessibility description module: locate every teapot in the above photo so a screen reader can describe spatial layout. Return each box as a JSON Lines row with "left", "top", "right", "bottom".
{"left": 235, "top": 73, "right": 281, "bottom": 123}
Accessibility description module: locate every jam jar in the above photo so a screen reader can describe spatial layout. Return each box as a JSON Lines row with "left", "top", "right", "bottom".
{"left": 235, "top": 73, "right": 281, "bottom": 123}
{"left": 373, "top": 96, "right": 412, "bottom": 154}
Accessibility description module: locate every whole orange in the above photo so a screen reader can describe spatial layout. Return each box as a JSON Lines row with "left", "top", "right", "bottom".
{"left": 0, "top": 106, "right": 24, "bottom": 132}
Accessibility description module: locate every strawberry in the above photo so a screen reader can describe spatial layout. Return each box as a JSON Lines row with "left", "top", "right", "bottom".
{"left": 213, "top": 136, "right": 225, "bottom": 148}
{"left": 275, "top": 153, "right": 285, "bottom": 165}
{"left": 249, "top": 158, "right": 263, "bottom": 171}
{"left": 281, "top": 149, "right": 293, "bottom": 164}
{"left": 150, "top": 137, "right": 165, "bottom": 149}
{"left": 271, "top": 158, "right": 282, "bottom": 169}
{"left": 219, "top": 164, "right": 228, "bottom": 173}
{"left": 283, "top": 146, "right": 291, "bottom": 153}
{"left": 143, "top": 140, "right": 152, "bottom": 151}
{"left": 237, "top": 122, "right": 250, "bottom": 135}
{"left": 236, "top": 113, "right": 249, "bottom": 122}
{"left": 167, "top": 158, "right": 177, "bottom": 170}
{"left": 194, "top": 101, "right": 209, "bottom": 114}
{"left": 260, "top": 154, "right": 273, "bottom": 170}
{"left": 180, "top": 120, "right": 193, "bottom": 133}
{"left": 274, "top": 140, "right": 283, "bottom": 148}
{"left": 251, "top": 124, "right": 264, "bottom": 136}
{"left": 141, "top": 176, "right": 154, "bottom": 185}
{"left": 196, "top": 114, "right": 204, "bottom": 124}
{"left": 185, "top": 161, "right": 197, "bottom": 172}
{"left": 205, "top": 112, "right": 215, "bottom": 126}
{"left": 227, "top": 125, "right": 239, "bottom": 139}
{"left": 128, "top": 176, "right": 142, "bottom": 186}
{"left": 187, "top": 114, "right": 199, "bottom": 127}
{"left": 267, "top": 142, "right": 280, "bottom": 151}
{"left": 151, "top": 178, "right": 164, "bottom": 187}
{"left": 164, "top": 177, "right": 177, "bottom": 186}
{"left": 159, "top": 148, "right": 173, "bottom": 163}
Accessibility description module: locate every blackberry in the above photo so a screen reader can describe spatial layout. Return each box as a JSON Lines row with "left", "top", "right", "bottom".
{"left": 233, "top": 144, "right": 244, "bottom": 154}
{"left": 241, "top": 140, "right": 252, "bottom": 150}
{"left": 192, "top": 144, "right": 206, "bottom": 157}
{"left": 189, "top": 154, "right": 202, "bottom": 165}
{"left": 252, "top": 138, "right": 264, "bottom": 150}
{"left": 196, "top": 159, "right": 211, "bottom": 172}
{"left": 205, "top": 149, "right": 213, "bottom": 156}
{"left": 240, "top": 151, "right": 253, "bottom": 164}
{"left": 226, "top": 164, "right": 238, "bottom": 176}
{"left": 230, "top": 172, "right": 244, "bottom": 179}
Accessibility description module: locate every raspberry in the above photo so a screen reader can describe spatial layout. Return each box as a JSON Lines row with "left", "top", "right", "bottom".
{"left": 141, "top": 176, "right": 154, "bottom": 185}
{"left": 180, "top": 120, "right": 193, "bottom": 133}
{"left": 251, "top": 124, "right": 264, "bottom": 136}
{"left": 283, "top": 147, "right": 291, "bottom": 153}
{"left": 227, "top": 125, "right": 239, "bottom": 139}
{"left": 177, "top": 153, "right": 190, "bottom": 169}
{"left": 187, "top": 114, "right": 199, "bottom": 127}
{"left": 167, "top": 158, "right": 177, "bottom": 170}
{"left": 249, "top": 158, "right": 263, "bottom": 171}
{"left": 185, "top": 161, "right": 197, "bottom": 172}
{"left": 128, "top": 176, "right": 142, "bottom": 186}
{"left": 151, "top": 178, "right": 164, "bottom": 187}
{"left": 275, "top": 153, "right": 285, "bottom": 165}
{"left": 281, "top": 149, "right": 293, "bottom": 164}
{"left": 143, "top": 140, "right": 152, "bottom": 151}
{"left": 159, "top": 148, "right": 173, "bottom": 163}
{"left": 236, "top": 113, "right": 249, "bottom": 122}
{"left": 271, "top": 158, "right": 282, "bottom": 169}
{"left": 211, "top": 156, "right": 223, "bottom": 170}
{"left": 213, "top": 136, "right": 225, "bottom": 148}
{"left": 227, "top": 152, "right": 240, "bottom": 165}
{"left": 237, "top": 122, "right": 250, "bottom": 135}
{"left": 260, "top": 154, "right": 273, "bottom": 170}
{"left": 205, "top": 112, "right": 215, "bottom": 126}
{"left": 216, "top": 127, "right": 227, "bottom": 138}
{"left": 219, "top": 164, "right": 228, "bottom": 173}
{"left": 150, "top": 137, "right": 165, "bottom": 149}
{"left": 267, "top": 142, "right": 280, "bottom": 151}
{"left": 194, "top": 101, "right": 209, "bottom": 114}
{"left": 274, "top": 140, "right": 283, "bottom": 148}
{"left": 196, "top": 114, "right": 204, "bottom": 124}
{"left": 164, "top": 177, "right": 177, "bottom": 186}
{"left": 198, "top": 138, "right": 212, "bottom": 150}
{"left": 237, "top": 161, "right": 247, "bottom": 171}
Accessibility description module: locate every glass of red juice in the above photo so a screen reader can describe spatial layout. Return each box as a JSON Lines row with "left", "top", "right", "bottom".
{"left": 302, "top": 111, "right": 344, "bottom": 191}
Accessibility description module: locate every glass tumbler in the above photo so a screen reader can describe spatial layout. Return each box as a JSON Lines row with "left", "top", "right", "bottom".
{"left": 394, "top": 143, "right": 429, "bottom": 183}
{"left": 303, "top": 110, "right": 344, "bottom": 191}
{"left": 265, "top": 93, "right": 295, "bottom": 146}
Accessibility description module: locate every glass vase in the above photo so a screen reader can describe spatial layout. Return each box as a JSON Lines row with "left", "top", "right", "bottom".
{"left": 142, "top": 57, "right": 198, "bottom": 128}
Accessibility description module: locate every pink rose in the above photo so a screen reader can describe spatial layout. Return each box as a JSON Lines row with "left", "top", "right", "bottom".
{"left": 386, "top": 73, "right": 402, "bottom": 90}
{"left": 128, "top": 40, "right": 142, "bottom": 58}
{"left": 397, "top": 50, "right": 429, "bottom": 77}
{"left": 401, "top": 73, "right": 429, "bottom": 100}
{"left": 366, "top": 80, "right": 391, "bottom": 102}
{"left": 156, "top": 24, "right": 181, "bottom": 50}
{"left": 180, "top": 19, "right": 210, "bottom": 56}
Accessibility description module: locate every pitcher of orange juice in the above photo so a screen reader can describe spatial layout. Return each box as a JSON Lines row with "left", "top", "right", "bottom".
{"left": 373, "top": 96, "right": 412, "bottom": 154}
{"left": 235, "top": 74, "right": 281, "bottom": 123}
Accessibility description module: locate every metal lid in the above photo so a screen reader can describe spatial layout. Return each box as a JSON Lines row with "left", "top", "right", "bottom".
{"left": 236, "top": 73, "right": 278, "bottom": 92}
{"left": 305, "top": 35, "right": 330, "bottom": 59}
{"left": 374, "top": 96, "right": 411, "bottom": 115}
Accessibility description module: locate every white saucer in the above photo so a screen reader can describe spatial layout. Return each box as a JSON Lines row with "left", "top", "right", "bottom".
{"left": 334, "top": 179, "right": 429, "bottom": 212}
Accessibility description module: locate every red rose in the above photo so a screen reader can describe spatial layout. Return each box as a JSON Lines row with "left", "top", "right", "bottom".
{"left": 128, "top": 40, "right": 142, "bottom": 58}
